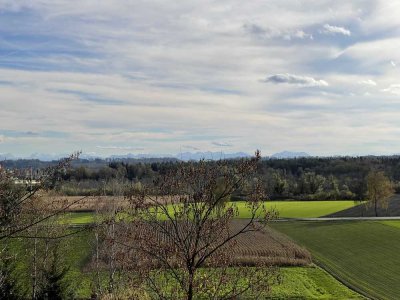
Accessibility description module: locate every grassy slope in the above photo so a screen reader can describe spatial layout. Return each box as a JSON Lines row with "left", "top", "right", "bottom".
{"left": 70, "top": 266, "right": 363, "bottom": 299}
{"left": 4, "top": 224, "right": 363, "bottom": 299}
{"left": 380, "top": 220, "right": 400, "bottom": 229}
{"left": 63, "top": 231, "right": 93, "bottom": 298}
{"left": 272, "top": 221, "right": 400, "bottom": 300}
{"left": 65, "top": 200, "right": 359, "bottom": 224}
{"left": 269, "top": 266, "right": 363, "bottom": 299}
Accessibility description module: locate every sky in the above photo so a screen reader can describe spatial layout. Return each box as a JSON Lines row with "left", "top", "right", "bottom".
{"left": 1, "top": 1, "right": 400, "bottom": 158}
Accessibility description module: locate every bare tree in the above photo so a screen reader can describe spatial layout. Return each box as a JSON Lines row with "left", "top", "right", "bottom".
{"left": 117, "top": 151, "right": 278, "bottom": 299}
{"left": 0, "top": 153, "right": 90, "bottom": 297}
{"left": 0, "top": 153, "right": 83, "bottom": 241}
{"left": 91, "top": 178, "right": 131, "bottom": 299}
{"left": 366, "top": 170, "right": 394, "bottom": 217}
{"left": 22, "top": 198, "right": 72, "bottom": 299}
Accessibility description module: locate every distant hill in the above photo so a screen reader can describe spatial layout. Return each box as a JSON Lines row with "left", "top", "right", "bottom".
{"left": 177, "top": 151, "right": 250, "bottom": 161}
{"left": 0, "top": 152, "right": 250, "bottom": 169}
{"left": 271, "top": 151, "right": 310, "bottom": 159}
{"left": 109, "top": 151, "right": 250, "bottom": 161}
{"left": 109, "top": 153, "right": 171, "bottom": 160}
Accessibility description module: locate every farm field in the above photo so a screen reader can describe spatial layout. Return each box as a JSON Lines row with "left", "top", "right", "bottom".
{"left": 272, "top": 220, "right": 400, "bottom": 300}
{"left": 3, "top": 224, "right": 361, "bottom": 299}
{"left": 63, "top": 200, "right": 361, "bottom": 224}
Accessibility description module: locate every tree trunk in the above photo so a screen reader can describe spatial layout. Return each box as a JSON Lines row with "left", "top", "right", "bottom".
{"left": 375, "top": 198, "right": 378, "bottom": 217}
{"left": 187, "top": 271, "right": 194, "bottom": 300}
{"left": 32, "top": 237, "right": 38, "bottom": 300}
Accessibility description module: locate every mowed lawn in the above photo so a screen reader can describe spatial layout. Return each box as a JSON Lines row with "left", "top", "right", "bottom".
{"left": 272, "top": 220, "right": 400, "bottom": 300}
{"left": 65, "top": 200, "right": 359, "bottom": 224}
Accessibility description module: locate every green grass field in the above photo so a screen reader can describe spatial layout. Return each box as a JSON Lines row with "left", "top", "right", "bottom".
{"left": 4, "top": 218, "right": 366, "bottom": 299}
{"left": 272, "top": 221, "right": 400, "bottom": 300}
{"left": 380, "top": 220, "right": 400, "bottom": 229}
{"left": 65, "top": 200, "right": 360, "bottom": 224}
{"left": 269, "top": 266, "right": 363, "bottom": 299}
{"left": 63, "top": 212, "right": 95, "bottom": 224}
{"left": 236, "top": 200, "right": 359, "bottom": 219}
{"left": 2, "top": 231, "right": 93, "bottom": 299}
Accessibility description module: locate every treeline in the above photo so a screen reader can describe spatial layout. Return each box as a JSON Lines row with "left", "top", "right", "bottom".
{"left": 5, "top": 156, "right": 400, "bottom": 200}
{"left": 259, "top": 156, "right": 400, "bottom": 200}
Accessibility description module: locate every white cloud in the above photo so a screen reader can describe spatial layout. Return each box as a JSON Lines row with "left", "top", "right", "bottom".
{"left": 182, "top": 145, "right": 200, "bottom": 151}
{"left": 95, "top": 146, "right": 145, "bottom": 151}
{"left": 358, "top": 79, "right": 377, "bottom": 86}
{"left": 212, "top": 142, "right": 233, "bottom": 147}
{"left": 244, "top": 23, "right": 313, "bottom": 41}
{"left": 1, "top": 1, "right": 400, "bottom": 156}
{"left": 322, "top": 24, "right": 351, "bottom": 36}
{"left": 265, "top": 74, "right": 328, "bottom": 87}
{"left": 0, "top": 135, "right": 5, "bottom": 143}
{"left": 337, "top": 38, "right": 400, "bottom": 71}
{"left": 382, "top": 84, "right": 400, "bottom": 95}
{"left": 292, "top": 30, "right": 313, "bottom": 40}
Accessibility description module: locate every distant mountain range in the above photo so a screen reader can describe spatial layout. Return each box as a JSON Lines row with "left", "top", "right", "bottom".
{"left": 270, "top": 151, "right": 310, "bottom": 159}
{"left": 1, "top": 151, "right": 310, "bottom": 162}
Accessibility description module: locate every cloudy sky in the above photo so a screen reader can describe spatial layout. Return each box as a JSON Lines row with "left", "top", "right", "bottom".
{"left": 1, "top": 1, "right": 400, "bottom": 157}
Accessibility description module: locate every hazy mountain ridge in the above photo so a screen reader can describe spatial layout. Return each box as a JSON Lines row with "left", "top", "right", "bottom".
{"left": 1, "top": 151, "right": 252, "bottom": 162}
{"left": 270, "top": 151, "right": 310, "bottom": 159}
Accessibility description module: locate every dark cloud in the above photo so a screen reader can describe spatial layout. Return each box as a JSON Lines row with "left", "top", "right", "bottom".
{"left": 264, "top": 73, "right": 328, "bottom": 87}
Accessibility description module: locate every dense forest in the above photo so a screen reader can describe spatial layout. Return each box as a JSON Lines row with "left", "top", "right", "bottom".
{"left": 3, "top": 156, "right": 400, "bottom": 200}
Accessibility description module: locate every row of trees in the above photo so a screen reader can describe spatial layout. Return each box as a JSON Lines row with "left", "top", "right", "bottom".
{"left": 50, "top": 157, "right": 399, "bottom": 200}
{"left": 5, "top": 155, "right": 400, "bottom": 200}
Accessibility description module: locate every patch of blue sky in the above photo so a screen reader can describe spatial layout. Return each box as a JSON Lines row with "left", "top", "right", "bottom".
{"left": 199, "top": 87, "right": 243, "bottom": 95}
{"left": 0, "top": 80, "right": 12, "bottom": 85}
{"left": 55, "top": 89, "right": 127, "bottom": 106}
{"left": 0, "top": 34, "right": 99, "bottom": 61}
{"left": 55, "top": 90, "right": 128, "bottom": 105}
{"left": 0, "top": 29, "right": 101, "bottom": 72}
{"left": 307, "top": 55, "right": 381, "bottom": 76}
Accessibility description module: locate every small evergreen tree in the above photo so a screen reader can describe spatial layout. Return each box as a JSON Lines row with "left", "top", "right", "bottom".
{"left": 35, "top": 245, "right": 70, "bottom": 300}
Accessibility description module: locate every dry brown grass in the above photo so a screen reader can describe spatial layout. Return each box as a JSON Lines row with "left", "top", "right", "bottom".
{"left": 41, "top": 195, "right": 180, "bottom": 212}
{"left": 41, "top": 195, "right": 126, "bottom": 211}
{"left": 230, "top": 220, "right": 311, "bottom": 266}
{"left": 89, "top": 219, "right": 311, "bottom": 270}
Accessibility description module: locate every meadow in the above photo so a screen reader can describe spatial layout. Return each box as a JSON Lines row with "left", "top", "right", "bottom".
{"left": 8, "top": 198, "right": 370, "bottom": 298}
{"left": 272, "top": 220, "right": 400, "bottom": 300}
{"left": 63, "top": 200, "right": 360, "bottom": 224}
{"left": 268, "top": 266, "right": 363, "bottom": 299}
{"left": 4, "top": 228, "right": 361, "bottom": 299}
{"left": 235, "top": 200, "right": 359, "bottom": 218}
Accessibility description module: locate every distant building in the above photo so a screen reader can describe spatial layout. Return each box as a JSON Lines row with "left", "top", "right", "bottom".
{"left": 14, "top": 179, "right": 41, "bottom": 185}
